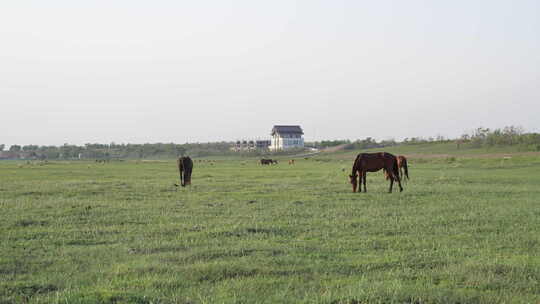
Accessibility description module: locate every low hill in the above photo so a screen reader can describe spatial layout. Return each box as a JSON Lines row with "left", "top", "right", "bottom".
{"left": 318, "top": 141, "right": 540, "bottom": 160}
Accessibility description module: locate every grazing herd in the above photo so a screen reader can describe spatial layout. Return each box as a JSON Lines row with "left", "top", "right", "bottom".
{"left": 177, "top": 152, "right": 409, "bottom": 193}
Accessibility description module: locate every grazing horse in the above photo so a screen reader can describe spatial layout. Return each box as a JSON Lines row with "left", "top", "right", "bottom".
{"left": 176, "top": 156, "right": 193, "bottom": 187}
{"left": 349, "top": 152, "right": 403, "bottom": 193}
{"left": 260, "top": 158, "right": 272, "bottom": 165}
{"left": 260, "top": 159, "right": 278, "bottom": 165}
{"left": 384, "top": 155, "right": 409, "bottom": 181}
{"left": 288, "top": 159, "right": 295, "bottom": 165}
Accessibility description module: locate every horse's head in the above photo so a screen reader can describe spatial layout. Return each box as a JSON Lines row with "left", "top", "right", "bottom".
{"left": 349, "top": 174, "right": 358, "bottom": 192}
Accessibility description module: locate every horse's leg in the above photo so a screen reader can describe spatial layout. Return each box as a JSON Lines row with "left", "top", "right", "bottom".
{"left": 185, "top": 167, "right": 191, "bottom": 186}
{"left": 392, "top": 164, "right": 403, "bottom": 192}
{"left": 396, "top": 171, "right": 403, "bottom": 192}
{"left": 180, "top": 161, "right": 186, "bottom": 187}
{"left": 388, "top": 167, "right": 394, "bottom": 193}
{"left": 178, "top": 160, "right": 184, "bottom": 187}
{"left": 357, "top": 170, "right": 362, "bottom": 193}
{"left": 181, "top": 169, "right": 185, "bottom": 187}
{"left": 363, "top": 171, "right": 367, "bottom": 192}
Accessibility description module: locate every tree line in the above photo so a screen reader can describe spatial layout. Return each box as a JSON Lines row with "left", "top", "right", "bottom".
{"left": 0, "top": 142, "right": 234, "bottom": 160}
{"left": 0, "top": 138, "right": 399, "bottom": 160}
{"left": 459, "top": 126, "right": 540, "bottom": 150}
{"left": 1, "top": 126, "right": 539, "bottom": 160}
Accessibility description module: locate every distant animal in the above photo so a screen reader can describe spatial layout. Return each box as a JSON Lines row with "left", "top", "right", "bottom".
{"left": 260, "top": 158, "right": 273, "bottom": 165}
{"left": 288, "top": 159, "right": 295, "bottom": 165}
{"left": 384, "top": 155, "right": 409, "bottom": 181}
{"left": 349, "top": 152, "right": 403, "bottom": 193}
{"left": 176, "top": 156, "right": 193, "bottom": 187}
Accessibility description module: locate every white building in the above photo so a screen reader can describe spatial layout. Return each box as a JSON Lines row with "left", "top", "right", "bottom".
{"left": 270, "top": 125, "right": 304, "bottom": 151}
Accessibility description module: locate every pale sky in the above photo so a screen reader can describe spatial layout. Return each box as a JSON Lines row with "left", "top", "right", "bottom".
{"left": 1, "top": 0, "right": 539, "bottom": 147}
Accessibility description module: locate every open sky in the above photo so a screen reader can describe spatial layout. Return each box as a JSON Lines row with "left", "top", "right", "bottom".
{"left": 1, "top": 0, "right": 539, "bottom": 147}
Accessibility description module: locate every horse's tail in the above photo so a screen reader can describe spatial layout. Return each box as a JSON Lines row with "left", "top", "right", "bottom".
{"left": 402, "top": 158, "right": 409, "bottom": 180}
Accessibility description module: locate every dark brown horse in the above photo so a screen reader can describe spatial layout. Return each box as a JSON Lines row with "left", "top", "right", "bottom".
{"left": 177, "top": 156, "right": 193, "bottom": 187}
{"left": 260, "top": 159, "right": 278, "bottom": 165}
{"left": 349, "top": 152, "right": 403, "bottom": 193}
{"left": 384, "top": 155, "right": 409, "bottom": 181}
{"left": 260, "top": 158, "right": 272, "bottom": 165}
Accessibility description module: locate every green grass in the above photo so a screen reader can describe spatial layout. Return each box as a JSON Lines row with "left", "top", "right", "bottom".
{"left": 1, "top": 155, "right": 540, "bottom": 303}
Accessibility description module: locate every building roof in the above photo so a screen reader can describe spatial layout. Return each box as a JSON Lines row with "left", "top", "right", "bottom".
{"left": 271, "top": 125, "right": 303, "bottom": 135}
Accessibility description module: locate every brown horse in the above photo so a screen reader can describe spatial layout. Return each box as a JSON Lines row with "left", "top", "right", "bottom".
{"left": 288, "top": 159, "right": 295, "bottom": 165}
{"left": 384, "top": 155, "right": 409, "bottom": 181}
{"left": 349, "top": 152, "right": 403, "bottom": 193}
{"left": 397, "top": 155, "right": 409, "bottom": 180}
{"left": 176, "top": 156, "right": 193, "bottom": 187}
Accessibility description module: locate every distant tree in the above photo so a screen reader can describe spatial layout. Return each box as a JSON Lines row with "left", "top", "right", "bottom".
{"left": 380, "top": 139, "right": 397, "bottom": 147}
{"left": 175, "top": 145, "right": 187, "bottom": 157}
{"left": 320, "top": 139, "right": 350, "bottom": 148}
{"left": 9, "top": 145, "right": 21, "bottom": 152}
{"left": 354, "top": 137, "right": 382, "bottom": 149}
{"left": 0, "top": 144, "right": 4, "bottom": 151}
{"left": 23, "top": 145, "right": 39, "bottom": 151}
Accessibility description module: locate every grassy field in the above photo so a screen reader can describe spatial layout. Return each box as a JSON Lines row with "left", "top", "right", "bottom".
{"left": 1, "top": 152, "right": 540, "bottom": 303}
